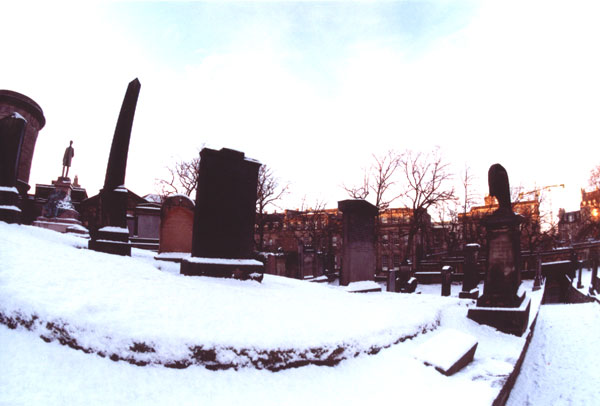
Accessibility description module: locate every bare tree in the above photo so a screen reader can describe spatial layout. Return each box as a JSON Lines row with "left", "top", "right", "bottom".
{"left": 460, "top": 165, "right": 478, "bottom": 244}
{"left": 343, "top": 150, "right": 401, "bottom": 210}
{"left": 589, "top": 165, "right": 600, "bottom": 191}
{"left": 398, "top": 148, "right": 456, "bottom": 265}
{"left": 256, "top": 165, "right": 290, "bottom": 251}
{"left": 156, "top": 155, "right": 200, "bottom": 198}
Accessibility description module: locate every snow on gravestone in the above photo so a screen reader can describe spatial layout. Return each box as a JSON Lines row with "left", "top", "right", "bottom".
{"left": 412, "top": 328, "right": 478, "bottom": 376}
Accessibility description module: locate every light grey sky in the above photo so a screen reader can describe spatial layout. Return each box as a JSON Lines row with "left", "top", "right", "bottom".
{"left": 2, "top": 1, "right": 599, "bottom": 215}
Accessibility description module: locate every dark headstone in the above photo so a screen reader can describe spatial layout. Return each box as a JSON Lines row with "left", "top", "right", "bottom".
{"left": 0, "top": 114, "right": 26, "bottom": 223}
{"left": 441, "top": 265, "right": 453, "bottom": 296}
{"left": 89, "top": 78, "right": 141, "bottom": 256}
{"left": 460, "top": 244, "right": 480, "bottom": 299}
{"left": 337, "top": 199, "right": 378, "bottom": 286}
{"left": 180, "top": 147, "right": 263, "bottom": 280}
{"left": 468, "top": 164, "right": 529, "bottom": 336}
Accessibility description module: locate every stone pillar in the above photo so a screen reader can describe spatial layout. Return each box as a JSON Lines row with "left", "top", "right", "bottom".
{"left": 533, "top": 250, "right": 543, "bottom": 291}
{"left": 337, "top": 199, "right": 378, "bottom": 286}
{"left": 89, "top": 78, "right": 141, "bottom": 256}
{"left": 0, "top": 114, "right": 26, "bottom": 223}
{"left": 460, "top": 243, "right": 480, "bottom": 299}
{"left": 180, "top": 147, "right": 264, "bottom": 280}
{"left": 468, "top": 164, "right": 530, "bottom": 336}
{"left": 441, "top": 265, "right": 453, "bottom": 296}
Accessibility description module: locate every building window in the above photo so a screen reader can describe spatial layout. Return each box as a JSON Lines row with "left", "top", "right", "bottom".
{"left": 393, "top": 255, "right": 400, "bottom": 269}
{"left": 382, "top": 255, "right": 389, "bottom": 270}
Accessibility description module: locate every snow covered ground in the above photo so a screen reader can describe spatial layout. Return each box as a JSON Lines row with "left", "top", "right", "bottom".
{"left": 0, "top": 222, "right": 544, "bottom": 405}
{"left": 507, "top": 302, "right": 600, "bottom": 406}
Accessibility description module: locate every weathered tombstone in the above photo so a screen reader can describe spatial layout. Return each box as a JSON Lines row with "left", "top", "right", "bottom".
{"left": 459, "top": 243, "right": 480, "bottom": 299}
{"left": 386, "top": 268, "right": 397, "bottom": 292}
{"left": 89, "top": 78, "right": 141, "bottom": 256}
{"left": 413, "top": 329, "right": 478, "bottom": 376}
{"left": 337, "top": 199, "right": 378, "bottom": 286}
{"left": 0, "top": 114, "right": 26, "bottom": 223}
{"left": 298, "top": 243, "right": 316, "bottom": 279}
{"left": 180, "top": 148, "right": 264, "bottom": 280}
{"left": 441, "top": 265, "right": 453, "bottom": 296}
{"left": 155, "top": 194, "right": 195, "bottom": 261}
{"left": 468, "top": 164, "right": 530, "bottom": 336}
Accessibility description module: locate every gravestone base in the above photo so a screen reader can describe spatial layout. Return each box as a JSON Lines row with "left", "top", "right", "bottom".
{"left": 181, "top": 257, "right": 264, "bottom": 282}
{"left": 0, "top": 188, "right": 21, "bottom": 224}
{"left": 459, "top": 288, "right": 480, "bottom": 299}
{"left": 33, "top": 216, "right": 83, "bottom": 233}
{"left": 89, "top": 228, "right": 131, "bottom": 256}
{"left": 467, "top": 295, "right": 531, "bottom": 336}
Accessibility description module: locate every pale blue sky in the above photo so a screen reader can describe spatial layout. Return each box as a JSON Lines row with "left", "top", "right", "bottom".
{"left": 2, "top": 1, "right": 600, "bottom": 217}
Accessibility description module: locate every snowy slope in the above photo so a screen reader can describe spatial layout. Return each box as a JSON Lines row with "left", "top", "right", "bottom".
{"left": 0, "top": 221, "right": 546, "bottom": 405}
{"left": 507, "top": 302, "right": 600, "bottom": 406}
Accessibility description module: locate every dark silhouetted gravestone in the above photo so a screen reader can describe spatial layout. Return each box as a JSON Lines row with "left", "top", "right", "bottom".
{"left": 468, "top": 164, "right": 530, "bottom": 336}
{"left": 337, "top": 199, "right": 378, "bottom": 286}
{"left": 89, "top": 78, "right": 141, "bottom": 256}
{"left": 0, "top": 114, "right": 26, "bottom": 223}
{"left": 441, "top": 265, "right": 453, "bottom": 296}
{"left": 180, "top": 148, "right": 264, "bottom": 280}
{"left": 459, "top": 243, "right": 480, "bottom": 299}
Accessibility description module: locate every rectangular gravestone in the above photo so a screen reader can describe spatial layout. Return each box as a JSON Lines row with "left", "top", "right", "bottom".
{"left": 459, "top": 243, "right": 480, "bottom": 299}
{"left": 180, "top": 148, "right": 264, "bottom": 280}
{"left": 155, "top": 194, "right": 195, "bottom": 262}
{"left": 337, "top": 199, "right": 379, "bottom": 286}
{"left": 413, "top": 328, "right": 478, "bottom": 376}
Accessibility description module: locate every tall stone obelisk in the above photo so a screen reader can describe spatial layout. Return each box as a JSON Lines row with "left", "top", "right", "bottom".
{"left": 89, "top": 78, "right": 141, "bottom": 256}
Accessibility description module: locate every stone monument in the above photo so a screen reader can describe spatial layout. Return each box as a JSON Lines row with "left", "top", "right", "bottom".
{"left": 180, "top": 147, "right": 264, "bottom": 280}
{"left": 337, "top": 199, "right": 378, "bottom": 286}
{"left": 0, "top": 90, "right": 46, "bottom": 196}
{"left": 467, "top": 164, "right": 530, "bottom": 336}
{"left": 0, "top": 114, "right": 26, "bottom": 223}
{"left": 155, "top": 194, "right": 195, "bottom": 261}
{"left": 459, "top": 243, "right": 480, "bottom": 299}
{"left": 89, "top": 78, "right": 141, "bottom": 256}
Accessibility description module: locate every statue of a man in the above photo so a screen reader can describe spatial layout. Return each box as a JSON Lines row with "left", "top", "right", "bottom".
{"left": 62, "top": 140, "right": 75, "bottom": 178}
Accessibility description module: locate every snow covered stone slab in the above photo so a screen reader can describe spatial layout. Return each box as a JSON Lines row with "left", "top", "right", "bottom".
{"left": 413, "top": 328, "right": 478, "bottom": 376}
{"left": 345, "top": 280, "right": 382, "bottom": 293}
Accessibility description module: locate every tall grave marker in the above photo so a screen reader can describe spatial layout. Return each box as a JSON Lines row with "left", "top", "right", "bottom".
{"left": 337, "top": 199, "right": 378, "bottom": 286}
{"left": 181, "top": 148, "right": 264, "bottom": 280}
{"left": 468, "top": 164, "right": 530, "bottom": 336}
{"left": 89, "top": 78, "right": 141, "bottom": 256}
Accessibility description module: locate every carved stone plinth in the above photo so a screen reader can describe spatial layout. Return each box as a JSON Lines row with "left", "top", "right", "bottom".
{"left": 181, "top": 257, "right": 264, "bottom": 281}
{"left": 89, "top": 226, "right": 131, "bottom": 256}
{"left": 468, "top": 294, "right": 531, "bottom": 336}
